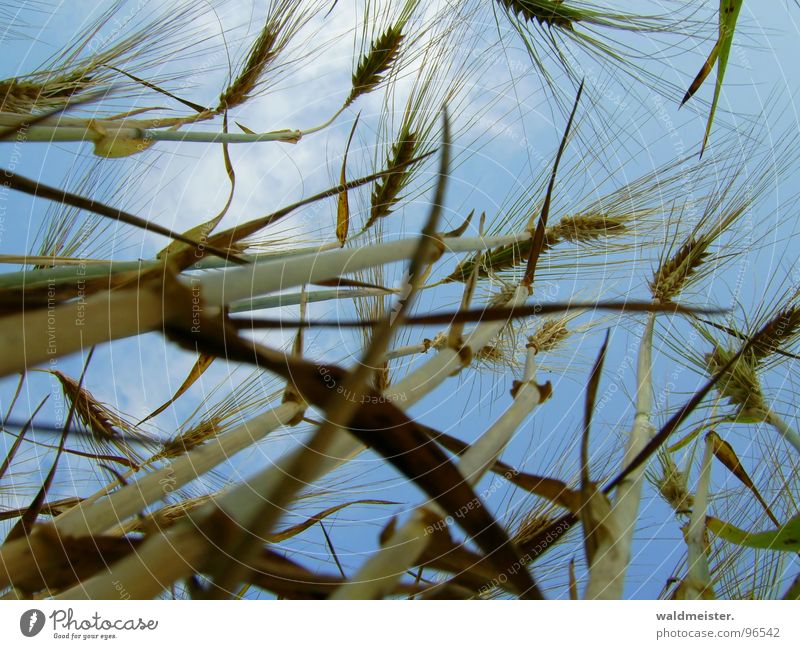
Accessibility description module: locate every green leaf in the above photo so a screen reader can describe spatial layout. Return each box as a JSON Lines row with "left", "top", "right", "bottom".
{"left": 707, "top": 514, "right": 800, "bottom": 551}
{"left": 699, "top": 0, "right": 744, "bottom": 156}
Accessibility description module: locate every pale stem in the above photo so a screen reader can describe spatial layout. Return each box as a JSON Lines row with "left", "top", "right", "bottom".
{"left": 0, "top": 113, "right": 300, "bottom": 145}
{"left": 0, "top": 233, "right": 531, "bottom": 379}
{"left": 46, "top": 287, "right": 533, "bottom": 598}
{"left": 193, "top": 233, "right": 530, "bottom": 307}
{"left": 228, "top": 287, "right": 392, "bottom": 313}
{"left": 765, "top": 409, "right": 800, "bottom": 455}
{"left": 334, "top": 322, "right": 543, "bottom": 599}
{"left": 0, "top": 233, "right": 525, "bottom": 292}
{"left": 0, "top": 286, "right": 164, "bottom": 378}
{"left": 585, "top": 312, "right": 655, "bottom": 599}
{"left": 56, "top": 403, "right": 301, "bottom": 537}
{"left": 683, "top": 435, "right": 714, "bottom": 599}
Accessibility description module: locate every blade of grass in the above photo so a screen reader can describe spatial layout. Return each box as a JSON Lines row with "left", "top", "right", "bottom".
{"left": 0, "top": 397, "right": 48, "bottom": 481}
{"left": 5, "top": 348, "right": 95, "bottom": 541}
{"left": 523, "top": 80, "right": 583, "bottom": 287}
{"left": 336, "top": 114, "right": 360, "bottom": 246}
{"left": 707, "top": 430, "right": 780, "bottom": 526}
{"left": 1, "top": 168, "right": 245, "bottom": 263}
{"left": 234, "top": 300, "right": 721, "bottom": 329}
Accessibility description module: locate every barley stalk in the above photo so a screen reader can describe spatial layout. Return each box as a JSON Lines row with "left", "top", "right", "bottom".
{"left": 496, "top": 0, "right": 575, "bottom": 29}
{"left": 651, "top": 236, "right": 712, "bottom": 303}
{"left": 365, "top": 127, "right": 419, "bottom": 228}
{"left": 585, "top": 313, "right": 655, "bottom": 599}
{"left": 449, "top": 212, "right": 626, "bottom": 282}
{"left": 333, "top": 339, "right": 546, "bottom": 598}
{"left": 345, "top": 25, "right": 405, "bottom": 108}
{"left": 679, "top": 435, "right": 715, "bottom": 599}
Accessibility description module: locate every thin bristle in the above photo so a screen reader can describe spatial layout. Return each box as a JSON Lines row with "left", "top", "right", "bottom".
{"left": 514, "top": 512, "right": 558, "bottom": 547}
{"left": 476, "top": 345, "right": 504, "bottom": 362}
{"left": 345, "top": 25, "right": 405, "bottom": 108}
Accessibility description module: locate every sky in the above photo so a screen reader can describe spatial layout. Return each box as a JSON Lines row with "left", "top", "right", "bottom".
{"left": 2, "top": 0, "right": 800, "bottom": 599}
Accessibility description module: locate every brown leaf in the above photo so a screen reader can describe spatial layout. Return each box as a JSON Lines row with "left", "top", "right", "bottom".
{"left": 139, "top": 353, "right": 215, "bottom": 425}
{"left": 10, "top": 527, "right": 141, "bottom": 594}
{"left": 681, "top": 41, "right": 720, "bottom": 106}
{"left": 1, "top": 168, "right": 243, "bottom": 263}
{"left": 569, "top": 558, "right": 578, "bottom": 600}
{"left": 415, "top": 510, "right": 522, "bottom": 596}
{"left": 523, "top": 81, "right": 582, "bottom": 286}
{"left": 6, "top": 351, "right": 95, "bottom": 542}
{"left": 0, "top": 396, "right": 48, "bottom": 480}
{"left": 234, "top": 300, "right": 721, "bottom": 330}
{"left": 440, "top": 209, "right": 475, "bottom": 238}
{"left": 266, "top": 499, "right": 397, "bottom": 544}
{"left": 422, "top": 425, "right": 581, "bottom": 512}
{"left": 0, "top": 497, "right": 82, "bottom": 522}
{"left": 336, "top": 115, "right": 359, "bottom": 246}
{"left": 707, "top": 431, "right": 780, "bottom": 526}
{"left": 201, "top": 151, "right": 435, "bottom": 258}
{"left": 159, "top": 114, "right": 237, "bottom": 265}
{"left": 163, "top": 308, "right": 542, "bottom": 598}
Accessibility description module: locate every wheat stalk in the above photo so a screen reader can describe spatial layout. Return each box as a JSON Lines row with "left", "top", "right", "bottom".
{"left": 704, "top": 345, "right": 767, "bottom": 421}
{"left": 449, "top": 212, "right": 627, "bottom": 282}
{"left": 650, "top": 236, "right": 712, "bottom": 303}
{"left": 365, "top": 126, "right": 419, "bottom": 228}
{"left": 218, "top": 28, "right": 280, "bottom": 111}
{"left": 497, "top": 0, "right": 575, "bottom": 29}
{"left": 344, "top": 24, "right": 405, "bottom": 108}
{"left": 652, "top": 451, "right": 694, "bottom": 515}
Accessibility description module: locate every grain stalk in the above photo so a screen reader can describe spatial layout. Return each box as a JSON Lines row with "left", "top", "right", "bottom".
{"left": 333, "top": 328, "right": 547, "bottom": 599}
{"left": 585, "top": 313, "right": 654, "bottom": 599}
{"left": 44, "top": 285, "right": 535, "bottom": 599}
{"left": 450, "top": 212, "right": 629, "bottom": 282}
{"left": 679, "top": 434, "right": 715, "bottom": 599}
